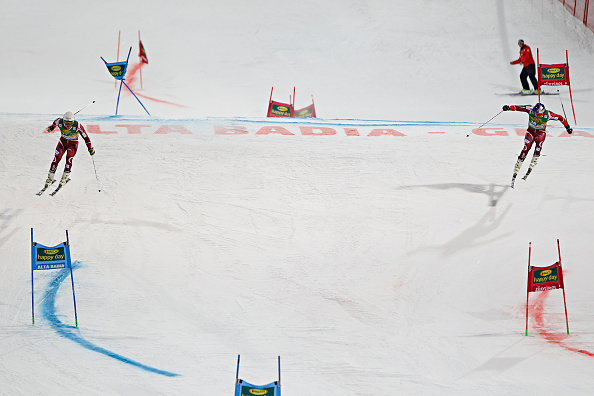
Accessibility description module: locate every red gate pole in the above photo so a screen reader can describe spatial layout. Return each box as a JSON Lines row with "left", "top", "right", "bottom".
{"left": 267, "top": 87, "right": 274, "bottom": 117}
{"left": 537, "top": 49, "right": 541, "bottom": 102}
{"left": 138, "top": 31, "right": 144, "bottom": 89}
{"left": 526, "top": 242, "right": 532, "bottom": 336}
{"left": 566, "top": 50, "right": 577, "bottom": 124}
{"left": 557, "top": 239, "right": 570, "bottom": 334}
{"left": 291, "top": 87, "right": 295, "bottom": 117}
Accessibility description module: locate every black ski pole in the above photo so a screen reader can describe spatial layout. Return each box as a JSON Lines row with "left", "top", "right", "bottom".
{"left": 75, "top": 100, "right": 95, "bottom": 115}
{"left": 91, "top": 156, "right": 101, "bottom": 192}
{"left": 467, "top": 110, "right": 504, "bottom": 137}
{"left": 557, "top": 90, "right": 568, "bottom": 120}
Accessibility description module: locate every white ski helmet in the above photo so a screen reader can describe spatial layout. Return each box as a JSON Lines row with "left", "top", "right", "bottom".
{"left": 63, "top": 111, "right": 75, "bottom": 122}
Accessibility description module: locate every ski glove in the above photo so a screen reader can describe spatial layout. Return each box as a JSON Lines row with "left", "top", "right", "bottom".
{"left": 88, "top": 147, "right": 95, "bottom": 155}
{"left": 46, "top": 126, "right": 54, "bottom": 132}
{"left": 502, "top": 105, "right": 510, "bottom": 111}
{"left": 565, "top": 125, "right": 573, "bottom": 134}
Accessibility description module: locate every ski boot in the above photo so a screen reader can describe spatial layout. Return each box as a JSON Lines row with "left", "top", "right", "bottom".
{"left": 522, "top": 156, "right": 539, "bottom": 181}
{"left": 510, "top": 158, "right": 523, "bottom": 188}
{"left": 44, "top": 171, "right": 55, "bottom": 188}
{"left": 59, "top": 171, "right": 71, "bottom": 186}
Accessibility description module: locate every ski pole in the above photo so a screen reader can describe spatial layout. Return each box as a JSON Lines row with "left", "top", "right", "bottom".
{"left": 91, "top": 156, "right": 101, "bottom": 192}
{"left": 75, "top": 100, "right": 96, "bottom": 115}
{"left": 467, "top": 110, "right": 504, "bottom": 137}
{"left": 557, "top": 90, "right": 568, "bottom": 120}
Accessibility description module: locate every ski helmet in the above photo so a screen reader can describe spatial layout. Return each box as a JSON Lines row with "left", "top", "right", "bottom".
{"left": 63, "top": 111, "right": 75, "bottom": 126}
{"left": 532, "top": 103, "right": 545, "bottom": 115}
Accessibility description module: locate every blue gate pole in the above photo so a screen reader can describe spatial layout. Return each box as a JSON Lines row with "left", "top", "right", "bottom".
{"left": 115, "top": 80, "right": 124, "bottom": 116}
{"left": 66, "top": 230, "right": 78, "bottom": 327}
{"left": 69, "top": 268, "right": 78, "bottom": 327}
{"left": 114, "top": 47, "right": 133, "bottom": 116}
{"left": 278, "top": 355, "right": 281, "bottom": 384}
{"left": 31, "top": 228, "right": 35, "bottom": 325}
{"left": 121, "top": 80, "right": 151, "bottom": 116}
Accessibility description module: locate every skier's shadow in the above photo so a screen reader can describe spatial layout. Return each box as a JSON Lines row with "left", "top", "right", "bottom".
{"left": 397, "top": 183, "right": 509, "bottom": 207}
{"left": 397, "top": 183, "right": 513, "bottom": 256}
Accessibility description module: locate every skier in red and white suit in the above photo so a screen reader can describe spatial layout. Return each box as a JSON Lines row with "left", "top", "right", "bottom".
{"left": 502, "top": 103, "right": 572, "bottom": 188}
{"left": 44, "top": 111, "right": 95, "bottom": 188}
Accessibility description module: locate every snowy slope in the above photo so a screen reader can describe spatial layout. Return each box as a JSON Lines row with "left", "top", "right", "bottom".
{"left": 2, "top": 1, "right": 594, "bottom": 395}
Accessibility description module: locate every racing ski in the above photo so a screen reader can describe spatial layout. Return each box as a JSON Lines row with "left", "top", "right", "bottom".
{"left": 36, "top": 180, "right": 56, "bottom": 196}
{"left": 49, "top": 179, "right": 70, "bottom": 196}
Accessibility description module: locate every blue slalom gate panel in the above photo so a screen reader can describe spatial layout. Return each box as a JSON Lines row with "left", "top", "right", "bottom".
{"left": 32, "top": 241, "right": 71, "bottom": 270}
{"left": 101, "top": 46, "right": 151, "bottom": 116}
{"left": 31, "top": 228, "right": 78, "bottom": 326}
{"left": 235, "top": 380, "right": 280, "bottom": 396}
{"left": 235, "top": 355, "right": 281, "bottom": 396}
{"left": 104, "top": 61, "right": 128, "bottom": 80}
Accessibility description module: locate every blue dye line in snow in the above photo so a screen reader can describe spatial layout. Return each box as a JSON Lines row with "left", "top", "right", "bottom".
{"left": 41, "top": 261, "right": 180, "bottom": 377}
{"left": 77, "top": 115, "right": 503, "bottom": 128}
{"left": 5, "top": 112, "right": 593, "bottom": 132}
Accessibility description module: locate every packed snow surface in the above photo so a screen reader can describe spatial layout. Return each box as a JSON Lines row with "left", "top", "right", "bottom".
{"left": 1, "top": 0, "right": 594, "bottom": 394}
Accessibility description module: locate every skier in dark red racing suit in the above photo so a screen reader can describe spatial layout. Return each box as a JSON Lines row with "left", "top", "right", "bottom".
{"left": 43, "top": 111, "right": 95, "bottom": 189}
{"left": 502, "top": 103, "right": 572, "bottom": 188}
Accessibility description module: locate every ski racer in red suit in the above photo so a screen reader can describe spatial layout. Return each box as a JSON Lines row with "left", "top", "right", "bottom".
{"left": 502, "top": 103, "right": 572, "bottom": 188}
{"left": 43, "top": 111, "right": 95, "bottom": 188}
{"left": 510, "top": 39, "right": 539, "bottom": 94}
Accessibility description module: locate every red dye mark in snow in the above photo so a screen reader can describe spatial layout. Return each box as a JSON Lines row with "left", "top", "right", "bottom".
{"left": 125, "top": 62, "right": 142, "bottom": 86}
{"left": 134, "top": 91, "right": 191, "bottom": 108}
{"left": 122, "top": 63, "right": 191, "bottom": 109}
{"left": 530, "top": 291, "right": 594, "bottom": 358}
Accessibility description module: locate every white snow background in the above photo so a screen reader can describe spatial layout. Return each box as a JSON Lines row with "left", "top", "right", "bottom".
{"left": 2, "top": 0, "right": 594, "bottom": 394}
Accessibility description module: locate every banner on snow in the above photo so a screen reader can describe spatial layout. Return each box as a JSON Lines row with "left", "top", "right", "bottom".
{"left": 235, "top": 355, "right": 281, "bottom": 396}
{"left": 31, "top": 228, "right": 78, "bottom": 326}
{"left": 267, "top": 100, "right": 294, "bottom": 118}
{"left": 527, "top": 262, "right": 564, "bottom": 292}
{"left": 524, "top": 239, "right": 569, "bottom": 336}
{"left": 538, "top": 63, "right": 570, "bottom": 87}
